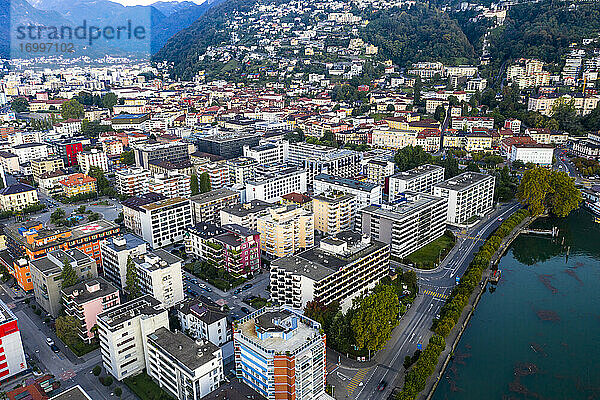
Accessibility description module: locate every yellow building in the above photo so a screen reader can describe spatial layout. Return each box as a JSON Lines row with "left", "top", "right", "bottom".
{"left": 464, "top": 132, "right": 493, "bottom": 152}
{"left": 0, "top": 183, "right": 39, "bottom": 212}
{"left": 31, "top": 157, "right": 65, "bottom": 183}
{"left": 59, "top": 173, "right": 97, "bottom": 197}
{"left": 312, "top": 191, "right": 355, "bottom": 235}
{"left": 256, "top": 205, "right": 314, "bottom": 258}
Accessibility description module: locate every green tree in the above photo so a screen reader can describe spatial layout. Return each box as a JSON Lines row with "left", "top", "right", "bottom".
{"left": 61, "top": 99, "right": 84, "bottom": 119}
{"left": 413, "top": 77, "right": 422, "bottom": 107}
{"left": 60, "top": 258, "right": 78, "bottom": 288}
{"left": 351, "top": 285, "right": 399, "bottom": 352}
{"left": 394, "top": 146, "right": 432, "bottom": 171}
{"left": 433, "top": 105, "right": 446, "bottom": 122}
{"left": 11, "top": 97, "right": 29, "bottom": 113}
{"left": 125, "top": 256, "right": 141, "bottom": 299}
{"left": 547, "top": 170, "right": 581, "bottom": 217}
{"left": 551, "top": 98, "right": 581, "bottom": 134}
{"left": 190, "top": 173, "right": 199, "bottom": 195}
{"left": 466, "top": 162, "right": 480, "bottom": 172}
{"left": 120, "top": 150, "right": 135, "bottom": 165}
{"left": 101, "top": 93, "right": 118, "bottom": 111}
{"left": 199, "top": 172, "right": 211, "bottom": 193}
{"left": 516, "top": 167, "right": 581, "bottom": 217}
{"left": 55, "top": 315, "right": 80, "bottom": 344}
{"left": 93, "top": 365, "right": 102, "bottom": 376}
{"left": 88, "top": 167, "right": 112, "bottom": 196}
{"left": 50, "top": 208, "right": 66, "bottom": 224}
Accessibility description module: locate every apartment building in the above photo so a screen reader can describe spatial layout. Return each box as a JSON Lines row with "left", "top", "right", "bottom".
{"left": 389, "top": 164, "right": 445, "bottom": 201}
{"left": 364, "top": 159, "right": 395, "bottom": 185}
{"left": 451, "top": 117, "right": 494, "bottom": 131}
{"left": 185, "top": 223, "right": 261, "bottom": 277}
{"left": 9, "top": 142, "right": 49, "bottom": 164}
{"left": 61, "top": 277, "right": 120, "bottom": 343}
{"left": 98, "top": 295, "right": 169, "bottom": 380}
{"left": 0, "top": 300, "right": 27, "bottom": 381}
{"left": 195, "top": 131, "right": 261, "bottom": 159}
{"left": 312, "top": 191, "right": 356, "bottom": 235}
{"left": 281, "top": 192, "right": 313, "bottom": 211}
{"left": 130, "top": 250, "right": 184, "bottom": 308}
{"left": 146, "top": 328, "right": 224, "bottom": 400}
{"left": 31, "top": 157, "right": 64, "bottom": 183}
{"left": 177, "top": 298, "right": 231, "bottom": 348}
{"left": 270, "top": 231, "right": 390, "bottom": 311}
{"left": 233, "top": 306, "right": 329, "bottom": 400}
{"left": 245, "top": 167, "right": 308, "bottom": 203}
{"left": 509, "top": 143, "right": 554, "bottom": 166}
{"left": 148, "top": 173, "right": 191, "bottom": 199}
{"left": 148, "top": 159, "right": 194, "bottom": 177}
{"left": 134, "top": 142, "right": 191, "bottom": 169}
{"left": 76, "top": 149, "right": 109, "bottom": 173}
{"left": 313, "top": 174, "right": 382, "bottom": 211}
{"left": 29, "top": 248, "right": 97, "bottom": 317}
{"left": 197, "top": 161, "right": 230, "bottom": 190}
{"left": 226, "top": 157, "right": 257, "bottom": 186}
{"left": 220, "top": 200, "right": 273, "bottom": 231}
{"left": 288, "top": 142, "right": 361, "bottom": 181}
{"left": 115, "top": 167, "right": 151, "bottom": 197}
{"left": 361, "top": 192, "right": 448, "bottom": 259}
{"left": 59, "top": 173, "right": 97, "bottom": 198}
{"left": 243, "top": 140, "right": 289, "bottom": 164}
{"left": 0, "top": 151, "right": 19, "bottom": 174}
{"left": 256, "top": 205, "right": 314, "bottom": 258}
{"left": 100, "top": 234, "right": 148, "bottom": 290}
{"left": 190, "top": 189, "right": 240, "bottom": 225}
{"left": 0, "top": 183, "right": 38, "bottom": 212}
{"left": 123, "top": 195, "right": 192, "bottom": 248}
{"left": 51, "top": 140, "right": 83, "bottom": 167}
{"left": 433, "top": 172, "right": 495, "bottom": 225}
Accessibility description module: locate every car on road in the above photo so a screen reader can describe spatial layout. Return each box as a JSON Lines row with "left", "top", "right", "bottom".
{"left": 377, "top": 381, "right": 387, "bottom": 391}
{"left": 50, "top": 344, "right": 60, "bottom": 353}
{"left": 240, "top": 307, "right": 250, "bottom": 314}
{"left": 204, "top": 287, "right": 212, "bottom": 292}
{"left": 242, "top": 283, "right": 253, "bottom": 290}
{"left": 234, "top": 287, "right": 244, "bottom": 294}
{"left": 46, "top": 337, "right": 54, "bottom": 346}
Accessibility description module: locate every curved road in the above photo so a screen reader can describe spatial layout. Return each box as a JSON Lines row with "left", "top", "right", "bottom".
{"left": 328, "top": 201, "right": 521, "bottom": 400}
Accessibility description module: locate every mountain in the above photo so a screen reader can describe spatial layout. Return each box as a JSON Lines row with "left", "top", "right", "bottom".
{"left": 150, "top": 1, "right": 200, "bottom": 16}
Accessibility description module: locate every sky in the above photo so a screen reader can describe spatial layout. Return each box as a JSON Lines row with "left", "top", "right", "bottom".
{"left": 112, "top": 0, "right": 205, "bottom": 5}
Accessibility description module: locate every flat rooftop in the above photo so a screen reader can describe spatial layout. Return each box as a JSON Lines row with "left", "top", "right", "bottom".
{"left": 133, "top": 249, "right": 182, "bottom": 271}
{"left": 390, "top": 164, "right": 444, "bottom": 181}
{"left": 362, "top": 192, "right": 446, "bottom": 221}
{"left": 103, "top": 233, "right": 147, "bottom": 252}
{"left": 434, "top": 172, "right": 494, "bottom": 191}
{"left": 314, "top": 174, "right": 379, "bottom": 192}
{"left": 190, "top": 188, "right": 239, "bottom": 204}
{"left": 221, "top": 200, "right": 272, "bottom": 217}
{"left": 61, "top": 277, "right": 118, "bottom": 304}
{"left": 30, "top": 248, "right": 91, "bottom": 276}
{"left": 147, "top": 327, "right": 218, "bottom": 372}
{"left": 140, "top": 197, "right": 189, "bottom": 212}
{"left": 98, "top": 295, "right": 164, "bottom": 330}
{"left": 49, "top": 386, "right": 92, "bottom": 400}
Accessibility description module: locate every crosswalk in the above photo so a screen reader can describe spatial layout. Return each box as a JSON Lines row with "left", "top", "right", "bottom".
{"left": 347, "top": 369, "right": 369, "bottom": 396}
{"left": 423, "top": 289, "right": 449, "bottom": 300}
{"left": 326, "top": 360, "right": 339, "bottom": 374}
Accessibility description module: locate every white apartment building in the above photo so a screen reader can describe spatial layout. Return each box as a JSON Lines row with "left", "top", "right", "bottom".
{"left": 508, "top": 144, "right": 554, "bottom": 166}
{"left": 131, "top": 250, "right": 184, "bottom": 308}
{"left": 287, "top": 142, "right": 362, "bottom": 184}
{"left": 245, "top": 167, "right": 307, "bottom": 203}
{"left": 77, "top": 149, "right": 109, "bottom": 173}
{"left": 148, "top": 173, "right": 191, "bottom": 199}
{"left": 115, "top": 167, "right": 151, "bottom": 197}
{"left": 256, "top": 205, "right": 314, "bottom": 258}
{"left": 433, "top": 172, "right": 495, "bottom": 225}
{"left": 9, "top": 142, "right": 49, "bottom": 164}
{"left": 313, "top": 174, "right": 382, "bottom": 211}
{"left": 146, "top": 328, "right": 223, "bottom": 400}
{"left": 225, "top": 157, "right": 257, "bottom": 186}
{"left": 98, "top": 295, "right": 169, "bottom": 380}
{"left": 361, "top": 192, "right": 448, "bottom": 259}
{"left": 270, "top": 231, "right": 390, "bottom": 311}
{"left": 389, "top": 164, "right": 445, "bottom": 201}
{"left": 370, "top": 128, "right": 417, "bottom": 150}
{"left": 451, "top": 117, "right": 494, "bottom": 131}
{"left": 243, "top": 140, "right": 289, "bottom": 164}
{"left": 363, "top": 159, "right": 395, "bottom": 185}
{"left": 100, "top": 234, "right": 148, "bottom": 290}
{"left": 219, "top": 200, "right": 273, "bottom": 231}
{"left": 190, "top": 188, "right": 240, "bottom": 225}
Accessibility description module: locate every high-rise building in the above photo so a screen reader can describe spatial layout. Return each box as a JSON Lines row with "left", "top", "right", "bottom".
{"left": 233, "top": 306, "right": 330, "bottom": 400}
{"left": 100, "top": 234, "right": 148, "bottom": 290}
{"left": 115, "top": 167, "right": 151, "bottom": 197}
{"left": 433, "top": 172, "right": 495, "bottom": 224}
{"left": 0, "top": 299, "right": 27, "bottom": 380}
{"left": 245, "top": 167, "right": 308, "bottom": 203}
{"left": 256, "top": 205, "right": 314, "bottom": 258}
{"left": 129, "top": 250, "right": 185, "bottom": 308}
{"left": 190, "top": 189, "right": 240, "bottom": 225}
{"left": 313, "top": 174, "right": 382, "bottom": 211}
{"left": 388, "top": 164, "right": 445, "bottom": 201}
{"left": 220, "top": 200, "right": 273, "bottom": 231}
{"left": 133, "top": 142, "right": 191, "bottom": 169}
{"left": 312, "top": 191, "right": 356, "bottom": 235}
{"left": 76, "top": 149, "right": 109, "bottom": 173}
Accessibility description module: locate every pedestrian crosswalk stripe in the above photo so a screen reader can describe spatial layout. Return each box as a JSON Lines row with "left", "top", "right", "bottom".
{"left": 347, "top": 369, "right": 369, "bottom": 394}
{"left": 423, "top": 289, "right": 449, "bottom": 300}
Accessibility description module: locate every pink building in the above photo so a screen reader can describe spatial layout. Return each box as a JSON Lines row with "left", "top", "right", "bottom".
{"left": 61, "top": 277, "right": 120, "bottom": 343}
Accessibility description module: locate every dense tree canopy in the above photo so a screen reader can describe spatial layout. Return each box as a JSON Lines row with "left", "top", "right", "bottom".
{"left": 61, "top": 99, "right": 84, "bottom": 119}
{"left": 517, "top": 167, "right": 581, "bottom": 217}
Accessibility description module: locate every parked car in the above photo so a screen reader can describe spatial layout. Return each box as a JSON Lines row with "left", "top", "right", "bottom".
{"left": 240, "top": 307, "right": 250, "bottom": 314}
{"left": 46, "top": 337, "right": 54, "bottom": 346}
{"left": 377, "top": 381, "right": 387, "bottom": 391}
{"left": 50, "top": 344, "right": 60, "bottom": 353}
{"left": 242, "top": 283, "right": 253, "bottom": 290}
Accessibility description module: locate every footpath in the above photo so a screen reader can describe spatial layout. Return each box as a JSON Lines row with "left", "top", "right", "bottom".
{"left": 421, "top": 215, "right": 535, "bottom": 400}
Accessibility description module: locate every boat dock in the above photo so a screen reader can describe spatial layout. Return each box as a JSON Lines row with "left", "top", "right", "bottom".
{"left": 521, "top": 226, "right": 559, "bottom": 237}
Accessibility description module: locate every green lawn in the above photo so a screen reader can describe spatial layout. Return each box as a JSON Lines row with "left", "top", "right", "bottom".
{"left": 67, "top": 339, "right": 99, "bottom": 357}
{"left": 404, "top": 232, "right": 456, "bottom": 270}
{"left": 124, "top": 372, "right": 174, "bottom": 400}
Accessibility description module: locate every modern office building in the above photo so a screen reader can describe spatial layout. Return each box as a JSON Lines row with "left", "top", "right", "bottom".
{"left": 270, "top": 231, "right": 389, "bottom": 311}
{"left": 133, "top": 142, "right": 191, "bottom": 169}
{"left": 246, "top": 167, "right": 308, "bottom": 203}
{"left": 256, "top": 205, "right": 314, "bottom": 258}
{"left": 312, "top": 191, "right": 356, "bottom": 235}
{"left": 61, "top": 277, "right": 120, "bottom": 343}
{"left": 220, "top": 200, "right": 273, "bottom": 231}
{"left": 243, "top": 140, "right": 289, "bottom": 164}
{"left": 288, "top": 143, "right": 362, "bottom": 184}
{"left": 361, "top": 192, "right": 448, "bottom": 259}
{"left": 115, "top": 167, "right": 151, "bottom": 197}
{"left": 145, "top": 328, "right": 224, "bottom": 400}
{"left": 0, "top": 299, "right": 27, "bottom": 380}
{"left": 123, "top": 196, "right": 193, "bottom": 248}
{"left": 130, "top": 250, "right": 185, "bottom": 308}
{"left": 433, "top": 172, "right": 495, "bottom": 224}
{"left": 50, "top": 139, "right": 83, "bottom": 166}
{"left": 195, "top": 131, "right": 261, "bottom": 159}
{"left": 190, "top": 189, "right": 240, "bottom": 225}
{"left": 29, "top": 249, "right": 97, "bottom": 317}
{"left": 233, "top": 306, "right": 329, "bottom": 400}
{"left": 185, "top": 223, "right": 261, "bottom": 277}
{"left": 98, "top": 295, "right": 169, "bottom": 380}
{"left": 313, "top": 174, "right": 382, "bottom": 211}
{"left": 388, "top": 164, "right": 445, "bottom": 201}
{"left": 100, "top": 234, "right": 149, "bottom": 290}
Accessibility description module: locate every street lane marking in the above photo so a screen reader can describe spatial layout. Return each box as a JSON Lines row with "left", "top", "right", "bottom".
{"left": 423, "top": 289, "right": 449, "bottom": 300}
{"left": 347, "top": 369, "right": 370, "bottom": 395}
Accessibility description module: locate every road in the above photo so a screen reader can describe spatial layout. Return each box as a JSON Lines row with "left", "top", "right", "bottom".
{"left": 327, "top": 201, "right": 521, "bottom": 400}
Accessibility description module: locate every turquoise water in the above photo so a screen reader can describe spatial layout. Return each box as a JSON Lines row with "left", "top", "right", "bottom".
{"left": 433, "top": 209, "right": 600, "bottom": 400}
